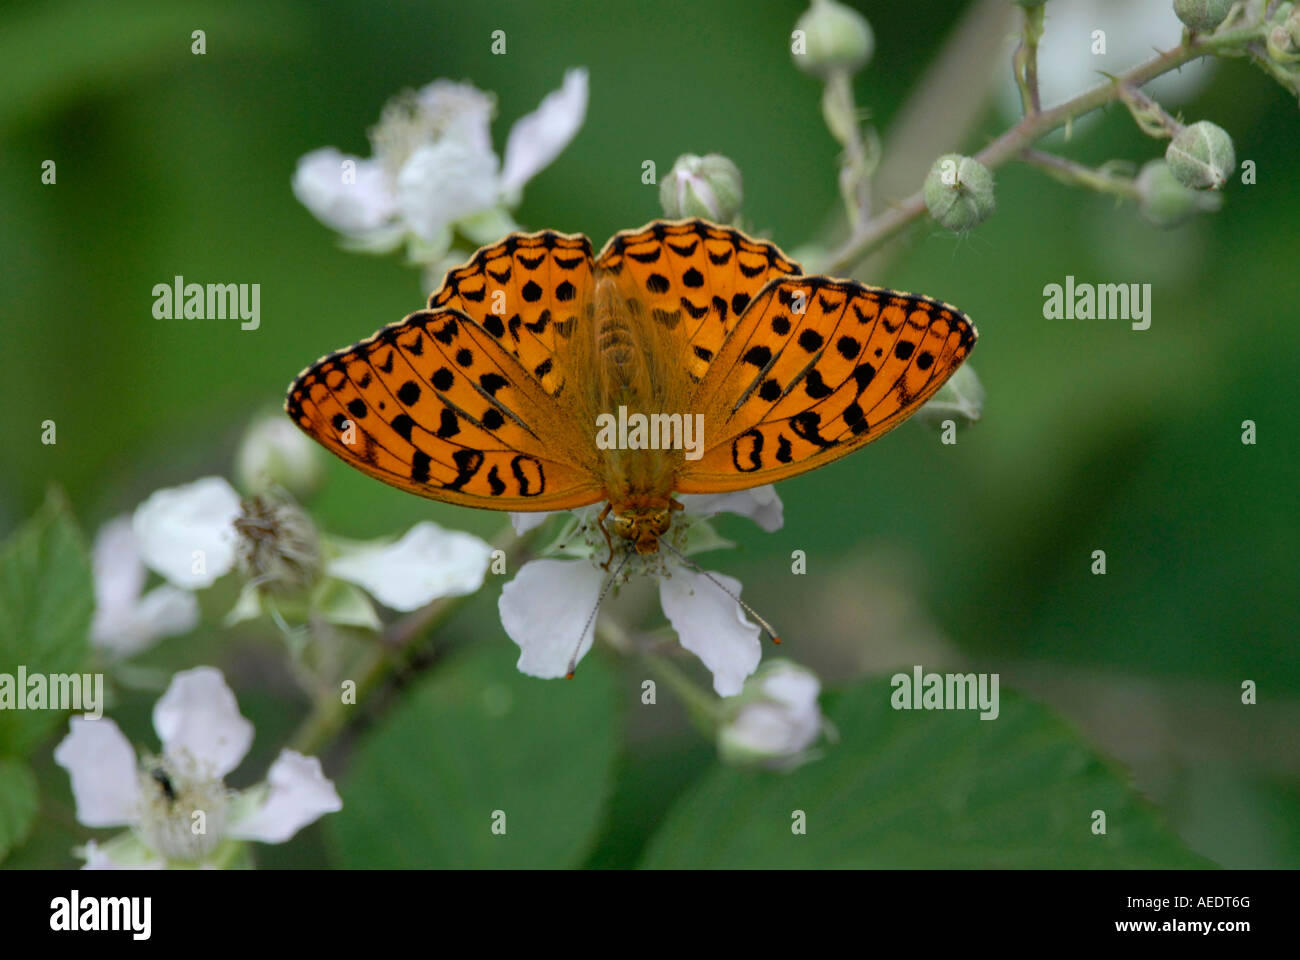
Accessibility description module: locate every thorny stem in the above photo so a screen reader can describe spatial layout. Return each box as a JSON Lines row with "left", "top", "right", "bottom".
{"left": 1020, "top": 149, "right": 1139, "bottom": 199}
{"left": 289, "top": 523, "right": 538, "bottom": 754}
{"left": 1013, "top": 4, "right": 1044, "bottom": 116}
{"left": 822, "top": 19, "right": 1267, "bottom": 276}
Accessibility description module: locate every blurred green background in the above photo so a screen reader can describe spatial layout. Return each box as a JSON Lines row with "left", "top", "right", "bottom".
{"left": 1, "top": 0, "right": 1297, "bottom": 869}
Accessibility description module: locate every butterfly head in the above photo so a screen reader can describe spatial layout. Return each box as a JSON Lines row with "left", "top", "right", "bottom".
{"left": 611, "top": 506, "right": 673, "bottom": 554}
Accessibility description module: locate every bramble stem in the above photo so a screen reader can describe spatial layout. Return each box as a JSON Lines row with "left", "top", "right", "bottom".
{"left": 289, "top": 524, "right": 537, "bottom": 754}
{"left": 1020, "top": 149, "right": 1139, "bottom": 199}
{"left": 822, "top": 19, "right": 1266, "bottom": 275}
{"left": 1013, "top": 4, "right": 1044, "bottom": 116}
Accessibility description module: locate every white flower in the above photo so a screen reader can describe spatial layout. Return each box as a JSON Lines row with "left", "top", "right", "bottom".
{"left": 292, "top": 69, "right": 588, "bottom": 264}
{"left": 90, "top": 517, "right": 198, "bottom": 659}
{"left": 325, "top": 521, "right": 493, "bottom": 612}
{"left": 717, "top": 660, "right": 827, "bottom": 768}
{"left": 131, "top": 476, "right": 493, "bottom": 622}
{"left": 133, "top": 477, "right": 242, "bottom": 590}
{"left": 499, "top": 487, "right": 782, "bottom": 696}
{"left": 997, "top": 1, "right": 1213, "bottom": 125}
{"left": 54, "top": 667, "right": 341, "bottom": 868}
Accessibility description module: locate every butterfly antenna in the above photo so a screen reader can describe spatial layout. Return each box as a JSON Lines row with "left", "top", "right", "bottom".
{"left": 659, "top": 541, "right": 782, "bottom": 645}
{"left": 565, "top": 549, "right": 632, "bottom": 679}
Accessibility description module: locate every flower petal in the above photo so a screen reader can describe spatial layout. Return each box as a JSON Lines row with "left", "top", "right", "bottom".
{"left": 132, "top": 477, "right": 241, "bottom": 590}
{"left": 90, "top": 516, "right": 200, "bottom": 657}
{"left": 227, "top": 750, "right": 342, "bottom": 844}
{"left": 79, "top": 837, "right": 165, "bottom": 870}
{"left": 327, "top": 521, "right": 492, "bottom": 612}
{"left": 499, "top": 558, "right": 604, "bottom": 678}
{"left": 414, "top": 79, "right": 497, "bottom": 155}
{"left": 719, "top": 661, "right": 824, "bottom": 761}
{"left": 678, "top": 485, "right": 784, "bottom": 532}
{"left": 291, "top": 147, "right": 397, "bottom": 236}
{"left": 658, "top": 566, "right": 761, "bottom": 696}
{"left": 90, "top": 516, "right": 146, "bottom": 629}
{"left": 509, "top": 511, "right": 558, "bottom": 536}
{"left": 53, "top": 718, "right": 140, "bottom": 828}
{"left": 152, "top": 667, "right": 253, "bottom": 778}
{"left": 397, "top": 140, "right": 500, "bottom": 243}
{"left": 500, "top": 67, "right": 588, "bottom": 195}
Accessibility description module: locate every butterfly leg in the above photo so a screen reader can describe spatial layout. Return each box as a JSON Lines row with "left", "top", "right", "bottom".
{"left": 595, "top": 502, "right": 615, "bottom": 571}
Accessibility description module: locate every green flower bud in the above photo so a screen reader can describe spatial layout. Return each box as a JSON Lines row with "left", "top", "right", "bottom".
{"left": 923, "top": 153, "right": 995, "bottom": 232}
{"left": 659, "top": 153, "right": 744, "bottom": 223}
{"left": 236, "top": 410, "right": 325, "bottom": 499}
{"left": 1135, "top": 159, "right": 1222, "bottom": 228}
{"left": 1173, "top": 0, "right": 1233, "bottom": 32}
{"left": 1165, "top": 121, "right": 1236, "bottom": 190}
{"left": 792, "top": 0, "right": 874, "bottom": 78}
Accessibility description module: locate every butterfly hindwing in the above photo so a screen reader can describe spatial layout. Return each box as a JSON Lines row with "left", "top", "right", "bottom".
{"left": 595, "top": 219, "right": 801, "bottom": 382}
{"left": 677, "top": 277, "right": 977, "bottom": 492}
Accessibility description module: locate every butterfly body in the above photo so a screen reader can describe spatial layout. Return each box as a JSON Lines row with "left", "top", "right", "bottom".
{"left": 286, "top": 219, "right": 977, "bottom": 554}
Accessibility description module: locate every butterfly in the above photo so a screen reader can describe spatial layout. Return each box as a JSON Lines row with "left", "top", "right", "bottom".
{"left": 285, "top": 219, "right": 977, "bottom": 559}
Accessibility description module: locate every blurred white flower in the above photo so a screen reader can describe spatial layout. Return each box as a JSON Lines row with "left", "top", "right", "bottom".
{"left": 90, "top": 517, "right": 198, "bottom": 659}
{"left": 132, "top": 476, "right": 493, "bottom": 627}
{"left": 717, "top": 660, "right": 828, "bottom": 769}
{"left": 293, "top": 68, "right": 588, "bottom": 265}
{"left": 325, "top": 522, "right": 494, "bottom": 612}
{"left": 54, "top": 667, "right": 341, "bottom": 868}
{"left": 235, "top": 411, "right": 325, "bottom": 499}
{"left": 997, "top": 1, "right": 1213, "bottom": 124}
{"left": 133, "top": 477, "right": 242, "bottom": 590}
{"left": 499, "top": 487, "right": 782, "bottom": 696}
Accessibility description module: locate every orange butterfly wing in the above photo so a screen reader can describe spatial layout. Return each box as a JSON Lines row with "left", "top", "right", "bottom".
{"left": 285, "top": 231, "right": 606, "bottom": 511}
{"left": 677, "top": 277, "right": 977, "bottom": 492}
{"left": 594, "top": 219, "right": 801, "bottom": 383}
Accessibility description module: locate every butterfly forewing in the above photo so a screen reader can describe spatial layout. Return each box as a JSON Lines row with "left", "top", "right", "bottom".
{"left": 595, "top": 220, "right": 801, "bottom": 382}
{"left": 286, "top": 281, "right": 606, "bottom": 510}
{"left": 430, "top": 230, "right": 596, "bottom": 398}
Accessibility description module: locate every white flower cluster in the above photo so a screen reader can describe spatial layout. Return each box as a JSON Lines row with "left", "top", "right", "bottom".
{"left": 292, "top": 69, "right": 588, "bottom": 277}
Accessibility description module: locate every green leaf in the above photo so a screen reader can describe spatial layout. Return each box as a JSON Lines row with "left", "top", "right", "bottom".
{"left": 0, "top": 758, "right": 38, "bottom": 862}
{"left": 0, "top": 491, "right": 94, "bottom": 755}
{"left": 642, "top": 678, "right": 1212, "bottom": 868}
{"left": 329, "top": 645, "right": 620, "bottom": 868}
